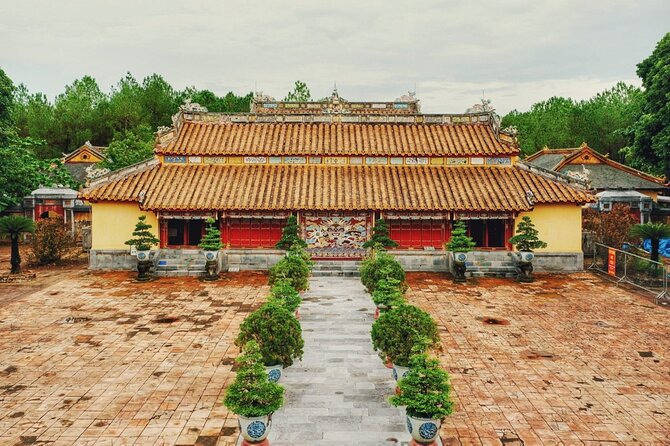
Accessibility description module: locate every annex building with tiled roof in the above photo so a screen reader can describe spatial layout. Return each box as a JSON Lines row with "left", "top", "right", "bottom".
{"left": 83, "top": 92, "right": 594, "bottom": 272}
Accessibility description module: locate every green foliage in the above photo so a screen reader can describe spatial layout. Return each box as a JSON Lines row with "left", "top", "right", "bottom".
{"left": 360, "top": 249, "right": 407, "bottom": 293}
{"left": 621, "top": 33, "right": 670, "bottom": 179}
{"left": 389, "top": 351, "right": 454, "bottom": 420}
{"left": 275, "top": 215, "right": 307, "bottom": 250}
{"left": 100, "top": 125, "right": 154, "bottom": 171}
{"left": 124, "top": 215, "right": 160, "bottom": 251}
{"left": 508, "top": 216, "right": 547, "bottom": 252}
{"left": 284, "top": 80, "right": 312, "bottom": 102}
{"left": 502, "top": 82, "right": 642, "bottom": 160}
{"left": 235, "top": 302, "right": 304, "bottom": 367}
{"left": 198, "top": 218, "right": 223, "bottom": 251}
{"left": 363, "top": 219, "right": 398, "bottom": 249}
{"left": 269, "top": 244, "right": 312, "bottom": 291}
{"left": 1, "top": 68, "right": 16, "bottom": 144}
{"left": 0, "top": 137, "right": 76, "bottom": 211}
{"left": 628, "top": 222, "right": 670, "bottom": 263}
{"left": 371, "top": 304, "right": 438, "bottom": 366}
{"left": 223, "top": 341, "right": 284, "bottom": 418}
{"left": 446, "top": 221, "right": 476, "bottom": 253}
{"left": 0, "top": 215, "right": 35, "bottom": 274}
{"left": 268, "top": 279, "right": 302, "bottom": 313}
{"left": 30, "top": 217, "right": 73, "bottom": 265}
{"left": 371, "top": 271, "right": 406, "bottom": 309}
{"left": 184, "top": 88, "right": 252, "bottom": 113}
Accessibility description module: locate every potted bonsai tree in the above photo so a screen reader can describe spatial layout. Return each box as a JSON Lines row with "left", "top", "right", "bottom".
{"left": 445, "top": 220, "right": 476, "bottom": 283}
{"left": 198, "top": 217, "right": 223, "bottom": 281}
{"left": 371, "top": 304, "right": 439, "bottom": 384}
{"left": 224, "top": 341, "right": 284, "bottom": 445}
{"left": 508, "top": 216, "right": 547, "bottom": 282}
{"left": 390, "top": 350, "right": 454, "bottom": 445}
{"left": 371, "top": 270, "right": 406, "bottom": 319}
{"left": 268, "top": 278, "right": 302, "bottom": 319}
{"left": 360, "top": 248, "right": 407, "bottom": 294}
{"left": 275, "top": 215, "right": 307, "bottom": 250}
{"left": 236, "top": 302, "right": 304, "bottom": 383}
{"left": 124, "top": 215, "right": 160, "bottom": 281}
{"left": 363, "top": 218, "right": 399, "bottom": 249}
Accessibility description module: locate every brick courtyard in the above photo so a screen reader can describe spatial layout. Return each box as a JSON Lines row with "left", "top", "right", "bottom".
{"left": 407, "top": 272, "right": 670, "bottom": 445}
{"left": 0, "top": 269, "right": 668, "bottom": 445}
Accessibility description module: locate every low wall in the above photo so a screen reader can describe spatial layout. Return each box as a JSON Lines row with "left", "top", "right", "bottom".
{"left": 531, "top": 251, "right": 584, "bottom": 272}
{"left": 387, "top": 250, "right": 447, "bottom": 272}
{"left": 89, "top": 249, "right": 152, "bottom": 270}
{"left": 223, "top": 249, "right": 286, "bottom": 271}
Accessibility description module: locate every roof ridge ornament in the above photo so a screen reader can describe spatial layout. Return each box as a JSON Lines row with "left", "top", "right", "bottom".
{"left": 180, "top": 98, "right": 208, "bottom": 113}
{"left": 395, "top": 91, "right": 418, "bottom": 102}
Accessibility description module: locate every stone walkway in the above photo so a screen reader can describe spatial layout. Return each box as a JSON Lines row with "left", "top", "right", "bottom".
{"left": 267, "top": 277, "right": 411, "bottom": 446}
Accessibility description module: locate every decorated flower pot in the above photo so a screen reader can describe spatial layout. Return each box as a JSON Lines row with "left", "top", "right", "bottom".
{"left": 136, "top": 249, "right": 151, "bottom": 261}
{"left": 406, "top": 414, "right": 441, "bottom": 444}
{"left": 203, "top": 250, "right": 219, "bottom": 261}
{"left": 518, "top": 251, "right": 534, "bottom": 263}
{"left": 392, "top": 363, "right": 411, "bottom": 382}
{"left": 238, "top": 414, "right": 272, "bottom": 443}
{"left": 514, "top": 251, "right": 535, "bottom": 283}
{"left": 451, "top": 251, "right": 469, "bottom": 283}
{"left": 264, "top": 364, "right": 282, "bottom": 383}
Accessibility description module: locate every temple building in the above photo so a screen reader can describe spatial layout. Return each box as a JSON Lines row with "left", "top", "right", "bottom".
{"left": 82, "top": 92, "right": 593, "bottom": 272}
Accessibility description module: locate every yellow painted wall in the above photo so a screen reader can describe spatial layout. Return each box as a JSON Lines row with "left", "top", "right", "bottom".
{"left": 516, "top": 204, "right": 582, "bottom": 252}
{"left": 91, "top": 202, "right": 158, "bottom": 250}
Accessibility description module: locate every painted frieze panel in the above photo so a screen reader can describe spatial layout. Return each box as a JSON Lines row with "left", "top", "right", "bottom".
{"left": 244, "top": 156, "right": 267, "bottom": 164}
{"left": 204, "top": 156, "right": 227, "bottom": 164}
{"left": 164, "top": 156, "right": 187, "bottom": 164}
{"left": 324, "top": 157, "right": 348, "bottom": 165}
{"left": 304, "top": 216, "right": 368, "bottom": 249}
{"left": 188, "top": 156, "right": 202, "bottom": 164}
{"left": 309, "top": 156, "right": 323, "bottom": 164}
{"left": 365, "top": 157, "right": 388, "bottom": 165}
{"left": 486, "top": 157, "right": 511, "bottom": 166}
{"left": 390, "top": 157, "right": 403, "bottom": 165}
{"left": 470, "top": 157, "right": 485, "bottom": 165}
{"left": 284, "top": 156, "right": 307, "bottom": 164}
{"left": 269, "top": 156, "right": 282, "bottom": 164}
{"left": 405, "top": 157, "right": 429, "bottom": 165}
{"left": 447, "top": 158, "right": 468, "bottom": 165}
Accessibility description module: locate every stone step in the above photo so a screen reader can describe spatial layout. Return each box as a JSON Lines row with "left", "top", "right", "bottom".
{"left": 312, "top": 270, "right": 361, "bottom": 277}
{"left": 155, "top": 269, "right": 204, "bottom": 277}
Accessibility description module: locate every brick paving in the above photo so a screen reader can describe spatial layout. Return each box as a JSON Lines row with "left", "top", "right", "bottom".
{"left": 407, "top": 272, "right": 670, "bottom": 446}
{"left": 268, "top": 277, "right": 410, "bottom": 445}
{"left": 0, "top": 271, "right": 268, "bottom": 446}
{"left": 1, "top": 269, "right": 669, "bottom": 445}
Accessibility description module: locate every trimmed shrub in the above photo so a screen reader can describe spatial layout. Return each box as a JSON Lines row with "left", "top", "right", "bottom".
{"left": 269, "top": 244, "right": 312, "bottom": 291}
{"left": 390, "top": 351, "right": 454, "bottom": 420}
{"left": 235, "top": 302, "right": 304, "bottom": 367}
{"left": 371, "top": 304, "right": 438, "bottom": 367}
{"left": 445, "top": 220, "right": 476, "bottom": 252}
{"left": 223, "top": 341, "right": 284, "bottom": 417}
{"left": 198, "top": 218, "right": 223, "bottom": 251}
{"left": 30, "top": 218, "right": 73, "bottom": 265}
{"left": 275, "top": 215, "right": 307, "bottom": 250}
{"left": 268, "top": 279, "right": 302, "bottom": 312}
{"left": 360, "top": 249, "right": 406, "bottom": 293}
{"left": 363, "top": 219, "right": 398, "bottom": 249}
{"left": 371, "top": 272, "right": 405, "bottom": 309}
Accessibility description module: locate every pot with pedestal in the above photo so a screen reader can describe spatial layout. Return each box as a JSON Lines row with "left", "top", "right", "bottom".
{"left": 406, "top": 415, "right": 441, "bottom": 445}
{"left": 513, "top": 251, "right": 535, "bottom": 283}
{"left": 124, "top": 215, "right": 160, "bottom": 282}
{"left": 445, "top": 220, "right": 476, "bottom": 283}
{"left": 198, "top": 218, "right": 223, "bottom": 281}
{"left": 450, "top": 251, "right": 469, "bottom": 283}
{"left": 508, "top": 216, "right": 547, "bottom": 283}
{"left": 202, "top": 250, "right": 219, "bottom": 281}
{"left": 135, "top": 249, "right": 153, "bottom": 282}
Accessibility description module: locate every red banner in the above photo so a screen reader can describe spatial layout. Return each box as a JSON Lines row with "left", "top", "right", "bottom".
{"left": 608, "top": 249, "right": 617, "bottom": 276}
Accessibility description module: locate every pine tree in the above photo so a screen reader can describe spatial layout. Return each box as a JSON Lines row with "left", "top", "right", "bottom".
{"left": 446, "top": 220, "right": 476, "bottom": 252}
{"left": 363, "top": 218, "right": 398, "bottom": 249}
{"left": 508, "top": 216, "right": 547, "bottom": 252}
{"left": 275, "top": 215, "right": 306, "bottom": 250}
{"left": 198, "top": 217, "right": 222, "bottom": 251}
{"left": 124, "top": 215, "right": 160, "bottom": 251}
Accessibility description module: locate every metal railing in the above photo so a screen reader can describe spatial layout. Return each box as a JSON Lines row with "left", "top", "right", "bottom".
{"left": 589, "top": 242, "right": 668, "bottom": 304}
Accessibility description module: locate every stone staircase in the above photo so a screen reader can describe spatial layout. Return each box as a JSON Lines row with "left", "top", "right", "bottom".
{"left": 465, "top": 251, "right": 517, "bottom": 278}
{"left": 154, "top": 249, "right": 206, "bottom": 277}
{"left": 312, "top": 260, "right": 362, "bottom": 277}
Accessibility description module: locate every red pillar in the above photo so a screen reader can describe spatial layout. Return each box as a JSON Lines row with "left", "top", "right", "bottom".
{"left": 159, "top": 220, "right": 167, "bottom": 248}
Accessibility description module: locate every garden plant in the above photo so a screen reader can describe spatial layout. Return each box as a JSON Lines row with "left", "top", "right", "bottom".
{"left": 363, "top": 218, "right": 398, "bottom": 249}
{"left": 0, "top": 216, "right": 35, "bottom": 274}
{"left": 360, "top": 247, "right": 406, "bottom": 293}
{"left": 198, "top": 217, "right": 223, "bottom": 280}
{"left": 268, "top": 278, "right": 302, "bottom": 313}
{"left": 269, "top": 243, "right": 312, "bottom": 291}
{"left": 445, "top": 220, "right": 476, "bottom": 283}
{"left": 275, "top": 215, "right": 307, "bottom": 250}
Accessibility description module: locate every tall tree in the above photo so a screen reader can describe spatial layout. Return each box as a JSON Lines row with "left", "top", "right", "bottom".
{"left": 53, "top": 76, "right": 107, "bottom": 151}
{"left": 284, "top": 80, "right": 311, "bottom": 102}
{"left": 101, "top": 125, "right": 154, "bottom": 171}
{"left": 621, "top": 33, "right": 670, "bottom": 179}
{"left": 0, "top": 67, "right": 15, "bottom": 144}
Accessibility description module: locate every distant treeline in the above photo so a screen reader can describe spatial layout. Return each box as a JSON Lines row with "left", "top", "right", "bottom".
{"left": 12, "top": 73, "right": 253, "bottom": 160}
{"left": 501, "top": 82, "right": 642, "bottom": 161}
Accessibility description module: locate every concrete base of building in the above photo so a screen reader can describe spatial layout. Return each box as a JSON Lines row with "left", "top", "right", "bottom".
{"left": 88, "top": 248, "right": 583, "bottom": 274}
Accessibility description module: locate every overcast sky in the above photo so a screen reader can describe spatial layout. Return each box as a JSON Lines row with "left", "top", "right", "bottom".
{"left": 1, "top": 0, "right": 668, "bottom": 114}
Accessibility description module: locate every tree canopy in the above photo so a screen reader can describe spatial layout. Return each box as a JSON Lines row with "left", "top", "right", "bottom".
{"left": 620, "top": 32, "right": 670, "bottom": 179}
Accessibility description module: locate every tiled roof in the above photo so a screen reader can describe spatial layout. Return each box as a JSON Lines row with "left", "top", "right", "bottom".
{"left": 157, "top": 122, "right": 518, "bottom": 157}
{"left": 82, "top": 164, "right": 592, "bottom": 212}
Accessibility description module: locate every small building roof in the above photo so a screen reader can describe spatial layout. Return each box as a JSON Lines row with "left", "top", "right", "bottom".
{"left": 31, "top": 187, "right": 79, "bottom": 198}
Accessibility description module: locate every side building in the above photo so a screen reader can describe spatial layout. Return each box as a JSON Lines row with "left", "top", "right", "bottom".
{"left": 82, "top": 94, "right": 594, "bottom": 272}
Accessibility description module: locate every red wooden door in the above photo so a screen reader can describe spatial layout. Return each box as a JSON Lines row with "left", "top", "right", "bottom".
{"left": 227, "top": 218, "right": 285, "bottom": 248}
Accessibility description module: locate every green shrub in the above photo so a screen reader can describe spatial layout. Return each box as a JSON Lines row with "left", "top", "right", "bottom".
{"left": 275, "top": 215, "right": 307, "bottom": 250}
{"left": 371, "top": 273, "right": 405, "bottom": 309}
{"left": 371, "top": 304, "right": 438, "bottom": 366}
{"left": 269, "top": 245, "right": 312, "bottom": 291}
{"left": 268, "top": 279, "right": 302, "bottom": 312}
{"left": 235, "top": 302, "right": 304, "bottom": 367}
{"left": 198, "top": 218, "right": 223, "bottom": 251}
{"left": 363, "top": 219, "right": 398, "bottom": 249}
{"left": 446, "top": 220, "right": 476, "bottom": 252}
{"left": 360, "top": 249, "right": 406, "bottom": 293}
{"left": 124, "top": 215, "right": 159, "bottom": 251}
{"left": 389, "top": 351, "right": 454, "bottom": 420}
{"left": 223, "top": 341, "right": 284, "bottom": 417}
